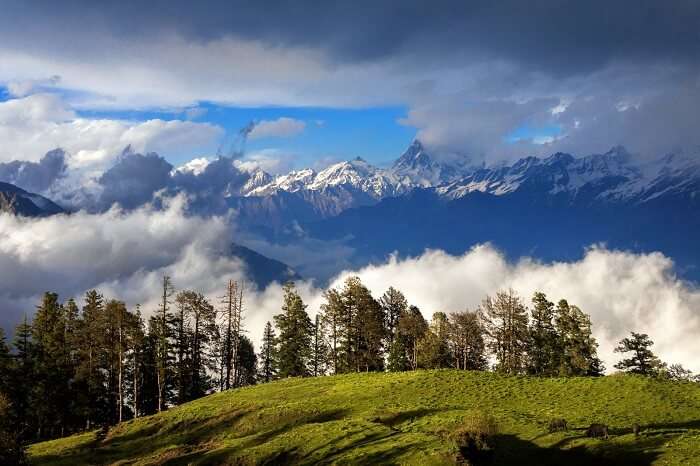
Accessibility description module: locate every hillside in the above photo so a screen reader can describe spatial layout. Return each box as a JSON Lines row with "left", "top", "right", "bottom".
{"left": 0, "top": 181, "right": 64, "bottom": 217}
{"left": 28, "top": 370, "right": 700, "bottom": 465}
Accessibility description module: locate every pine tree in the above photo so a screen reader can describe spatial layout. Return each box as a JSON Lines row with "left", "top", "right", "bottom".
{"left": 0, "top": 328, "right": 11, "bottom": 396}
{"left": 155, "top": 276, "right": 175, "bottom": 413}
{"left": 387, "top": 336, "right": 409, "bottom": 372}
{"left": 75, "top": 290, "right": 107, "bottom": 430}
{"left": 234, "top": 335, "right": 257, "bottom": 387}
{"left": 448, "top": 310, "right": 488, "bottom": 370}
{"left": 342, "top": 277, "right": 386, "bottom": 372}
{"left": 614, "top": 332, "right": 664, "bottom": 375}
{"left": 480, "top": 289, "right": 529, "bottom": 374}
{"left": 417, "top": 312, "right": 452, "bottom": 369}
{"left": 320, "top": 289, "right": 342, "bottom": 374}
{"left": 258, "top": 322, "right": 277, "bottom": 382}
{"left": 11, "top": 316, "right": 33, "bottom": 437}
{"left": 379, "top": 287, "right": 408, "bottom": 349}
{"left": 397, "top": 305, "right": 428, "bottom": 370}
{"left": 555, "top": 300, "right": 603, "bottom": 376}
{"left": 274, "top": 282, "right": 312, "bottom": 378}
{"left": 527, "top": 292, "right": 559, "bottom": 376}
{"left": 310, "top": 314, "right": 328, "bottom": 377}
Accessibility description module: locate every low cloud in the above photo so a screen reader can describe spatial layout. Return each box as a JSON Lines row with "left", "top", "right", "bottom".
{"left": 248, "top": 117, "right": 306, "bottom": 140}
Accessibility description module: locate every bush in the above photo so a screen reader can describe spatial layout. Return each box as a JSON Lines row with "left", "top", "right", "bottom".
{"left": 451, "top": 410, "right": 498, "bottom": 461}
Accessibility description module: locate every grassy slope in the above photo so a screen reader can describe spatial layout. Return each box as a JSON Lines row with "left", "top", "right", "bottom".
{"left": 28, "top": 370, "right": 700, "bottom": 465}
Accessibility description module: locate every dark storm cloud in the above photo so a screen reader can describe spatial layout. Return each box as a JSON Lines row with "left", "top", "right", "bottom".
{"left": 3, "top": 0, "right": 699, "bottom": 76}
{"left": 98, "top": 150, "right": 173, "bottom": 210}
{"left": 0, "top": 148, "right": 67, "bottom": 193}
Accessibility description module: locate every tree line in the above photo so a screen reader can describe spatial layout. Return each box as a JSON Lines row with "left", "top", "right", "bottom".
{"left": 0, "top": 275, "right": 693, "bottom": 458}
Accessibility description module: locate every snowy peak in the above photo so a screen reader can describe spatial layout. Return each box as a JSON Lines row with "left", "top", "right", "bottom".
{"left": 391, "top": 139, "right": 469, "bottom": 186}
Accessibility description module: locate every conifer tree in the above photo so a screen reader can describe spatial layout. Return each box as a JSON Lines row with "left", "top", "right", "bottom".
{"left": 320, "top": 289, "right": 343, "bottom": 374}
{"left": 448, "top": 310, "right": 487, "bottom": 371}
{"left": 310, "top": 314, "right": 328, "bottom": 377}
{"left": 555, "top": 300, "right": 603, "bottom": 376}
{"left": 258, "top": 321, "right": 277, "bottom": 382}
{"left": 417, "top": 312, "right": 452, "bottom": 369}
{"left": 274, "top": 282, "right": 312, "bottom": 378}
{"left": 387, "top": 336, "right": 409, "bottom": 372}
{"left": 614, "top": 332, "right": 664, "bottom": 375}
{"left": 379, "top": 287, "right": 408, "bottom": 349}
{"left": 527, "top": 292, "right": 559, "bottom": 376}
{"left": 234, "top": 335, "right": 257, "bottom": 387}
{"left": 480, "top": 289, "right": 529, "bottom": 374}
{"left": 155, "top": 276, "right": 175, "bottom": 413}
{"left": 397, "top": 305, "right": 428, "bottom": 370}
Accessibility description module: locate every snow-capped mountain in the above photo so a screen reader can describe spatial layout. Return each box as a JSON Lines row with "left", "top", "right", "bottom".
{"left": 435, "top": 145, "right": 700, "bottom": 204}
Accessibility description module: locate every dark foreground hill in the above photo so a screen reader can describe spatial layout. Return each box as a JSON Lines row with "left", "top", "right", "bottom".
{"left": 28, "top": 370, "right": 700, "bottom": 465}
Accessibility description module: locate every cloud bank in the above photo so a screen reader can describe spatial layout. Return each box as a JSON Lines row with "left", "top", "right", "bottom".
{"left": 1, "top": 198, "right": 698, "bottom": 373}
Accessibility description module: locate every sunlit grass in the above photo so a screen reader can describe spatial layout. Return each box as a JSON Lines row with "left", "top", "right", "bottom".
{"left": 28, "top": 370, "right": 700, "bottom": 465}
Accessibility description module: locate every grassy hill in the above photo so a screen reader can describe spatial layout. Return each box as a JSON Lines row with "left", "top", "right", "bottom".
{"left": 28, "top": 370, "right": 700, "bottom": 465}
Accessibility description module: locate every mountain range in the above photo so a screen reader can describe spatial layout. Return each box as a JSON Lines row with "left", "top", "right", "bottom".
{"left": 3, "top": 140, "right": 700, "bottom": 282}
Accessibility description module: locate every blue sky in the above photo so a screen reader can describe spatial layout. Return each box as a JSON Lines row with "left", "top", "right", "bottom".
{"left": 78, "top": 103, "right": 417, "bottom": 168}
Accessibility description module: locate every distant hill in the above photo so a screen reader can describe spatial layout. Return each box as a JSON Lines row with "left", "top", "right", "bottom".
{"left": 230, "top": 243, "right": 301, "bottom": 288}
{"left": 28, "top": 370, "right": 700, "bottom": 465}
{"left": 0, "top": 181, "right": 64, "bottom": 217}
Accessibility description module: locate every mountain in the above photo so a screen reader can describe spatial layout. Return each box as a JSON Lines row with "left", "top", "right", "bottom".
{"left": 28, "top": 370, "right": 700, "bottom": 465}
{"left": 0, "top": 181, "right": 65, "bottom": 217}
{"left": 230, "top": 243, "right": 301, "bottom": 288}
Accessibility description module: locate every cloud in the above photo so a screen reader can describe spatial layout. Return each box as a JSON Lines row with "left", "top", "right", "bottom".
{"left": 1, "top": 3, "right": 698, "bottom": 161}
{"left": 248, "top": 117, "right": 306, "bottom": 140}
{"left": 0, "top": 94, "right": 222, "bottom": 167}
{"left": 0, "top": 195, "right": 245, "bottom": 329}
{"left": 0, "top": 148, "right": 68, "bottom": 193}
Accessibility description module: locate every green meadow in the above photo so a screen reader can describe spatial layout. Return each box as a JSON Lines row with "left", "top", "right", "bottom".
{"left": 29, "top": 370, "right": 700, "bottom": 465}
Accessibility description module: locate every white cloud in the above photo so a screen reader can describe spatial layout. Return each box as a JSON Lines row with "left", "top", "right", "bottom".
{"left": 0, "top": 94, "right": 222, "bottom": 176}
{"left": 248, "top": 117, "right": 306, "bottom": 140}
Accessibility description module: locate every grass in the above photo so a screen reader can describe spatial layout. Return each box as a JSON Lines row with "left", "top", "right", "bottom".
{"left": 28, "top": 370, "right": 700, "bottom": 465}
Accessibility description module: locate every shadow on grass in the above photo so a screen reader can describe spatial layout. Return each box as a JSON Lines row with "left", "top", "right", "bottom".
{"left": 482, "top": 433, "right": 662, "bottom": 466}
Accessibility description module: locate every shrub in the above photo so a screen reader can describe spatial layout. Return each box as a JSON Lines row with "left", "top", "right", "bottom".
{"left": 451, "top": 410, "right": 498, "bottom": 461}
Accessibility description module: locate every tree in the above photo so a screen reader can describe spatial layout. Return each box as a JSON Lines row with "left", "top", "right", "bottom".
{"left": 320, "top": 289, "right": 342, "bottom": 374}
{"left": 379, "top": 287, "right": 408, "bottom": 349}
{"left": 0, "top": 393, "right": 26, "bottom": 465}
{"left": 555, "top": 300, "right": 604, "bottom": 376}
{"left": 258, "top": 322, "right": 277, "bottom": 383}
{"left": 527, "top": 292, "right": 559, "bottom": 376}
{"left": 480, "top": 289, "right": 529, "bottom": 374}
{"left": 220, "top": 280, "right": 244, "bottom": 390}
{"left": 665, "top": 363, "right": 694, "bottom": 381}
{"left": 310, "top": 314, "right": 328, "bottom": 377}
{"left": 176, "top": 291, "right": 216, "bottom": 399}
{"left": 322, "top": 277, "right": 386, "bottom": 373}
{"left": 448, "top": 310, "right": 487, "bottom": 371}
{"left": 417, "top": 312, "right": 452, "bottom": 369}
{"left": 614, "top": 332, "right": 664, "bottom": 375}
{"left": 234, "top": 336, "right": 257, "bottom": 387}
{"left": 155, "top": 276, "right": 175, "bottom": 413}
{"left": 387, "top": 336, "right": 408, "bottom": 372}
{"left": 274, "top": 282, "right": 313, "bottom": 378}
{"left": 397, "top": 305, "right": 428, "bottom": 370}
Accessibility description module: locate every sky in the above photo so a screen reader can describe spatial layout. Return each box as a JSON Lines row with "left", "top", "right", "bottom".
{"left": 1, "top": 0, "right": 699, "bottom": 172}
